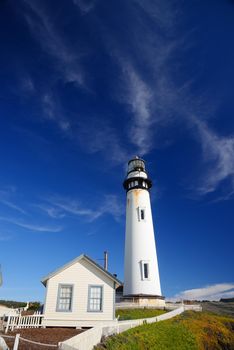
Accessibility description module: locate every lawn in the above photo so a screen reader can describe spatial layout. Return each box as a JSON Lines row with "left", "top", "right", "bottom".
{"left": 95, "top": 311, "right": 234, "bottom": 350}
{"left": 116, "top": 308, "right": 166, "bottom": 320}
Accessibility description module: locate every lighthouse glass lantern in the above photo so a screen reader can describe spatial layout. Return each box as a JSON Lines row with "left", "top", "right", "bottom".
{"left": 123, "top": 156, "right": 165, "bottom": 306}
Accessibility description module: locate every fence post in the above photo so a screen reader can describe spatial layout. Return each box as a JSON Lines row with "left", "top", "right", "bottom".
{"left": 18, "top": 314, "right": 22, "bottom": 329}
{"left": 5, "top": 315, "right": 11, "bottom": 333}
{"left": 13, "top": 333, "right": 20, "bottom": 350}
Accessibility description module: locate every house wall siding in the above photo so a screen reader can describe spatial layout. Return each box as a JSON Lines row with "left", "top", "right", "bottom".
{"left": 43, "top": 259, "right": 115, "bottom": 325}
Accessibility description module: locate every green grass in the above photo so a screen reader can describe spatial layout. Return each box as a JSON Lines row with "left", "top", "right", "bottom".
{"left": 95, "top": 311, "right": 234, "bottom": 350}
{"left": 116, "top": 308, "right": 166, "bottom": 320}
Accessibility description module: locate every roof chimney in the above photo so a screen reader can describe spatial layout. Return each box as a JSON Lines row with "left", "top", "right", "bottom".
{"left": 104, "top": 251, "right": 108, "bottom": 271}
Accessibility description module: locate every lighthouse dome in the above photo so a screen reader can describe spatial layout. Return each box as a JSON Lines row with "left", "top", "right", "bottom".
{"left": 123, "top": 156, "right": 152, "bottom": 191}
{"left": 128, "top": 156, "right": 145, "bottom": 173}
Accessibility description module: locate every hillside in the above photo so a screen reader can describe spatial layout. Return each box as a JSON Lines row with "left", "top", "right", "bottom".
{"left": 0, "top": 300, "right": 26, "bottom": 309}
{"left": 95, "top": 311, "right": 234, "bottom": 350}
{"left": 0, "top": 300, "right": 40, "bottom": 311}
{"left": 201, "top": 301, "right": 234, "bottom": 318}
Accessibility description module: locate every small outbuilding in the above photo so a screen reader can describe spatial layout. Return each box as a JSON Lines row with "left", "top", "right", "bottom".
{"left": 41, "top": 254, "right": 121, "bottom": 328}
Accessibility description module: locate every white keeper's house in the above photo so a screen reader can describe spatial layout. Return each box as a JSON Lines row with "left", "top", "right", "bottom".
{"left": 41, "top": 254, "right": 121, "bottom": 328}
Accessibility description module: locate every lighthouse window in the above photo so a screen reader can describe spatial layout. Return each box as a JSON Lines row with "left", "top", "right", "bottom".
{"left": 137, "top": 207, "right": 146, "bottom": 221}
{"left": 141, "top": 261, "right": 150, "bottom": 280}
{"left": 143, "top": 263, "right": 149, "bottom": 279}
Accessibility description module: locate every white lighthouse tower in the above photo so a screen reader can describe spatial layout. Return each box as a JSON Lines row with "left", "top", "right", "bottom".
{"left": 123, "top": 157, "right": 165, "bottom": 306}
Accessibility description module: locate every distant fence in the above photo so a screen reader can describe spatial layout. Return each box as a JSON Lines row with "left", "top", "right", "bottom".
{"left": 116, "top": 302, "right": 202, "bottom": 312}
{"left": 184, "top": 304, "right": 202, "bottom": 312}
{"left": 115, "top": 302, "right": 165, "bottom": 309}
{"left": 59, "top": 306, "right": 189, "bottom": 350}
{"left": 4, "top": 311, "right": 44, "bottom": 333}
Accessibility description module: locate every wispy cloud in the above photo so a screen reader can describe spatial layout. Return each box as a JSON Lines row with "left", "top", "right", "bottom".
{"left": 16, "top": 0, "right": 234, "bottom": 198}
{"left": 120, "top": 62, "right": 153, "bottom": 155}
{"left": 133, "top": 0, "right": 177, "bottom": 30}
{"left": 76, "top": 118, "right": 129, "bottom": 165}
{"left": 40, "top": 193, "right": 124, "bottom": 222}
{"left": 20, "top": 76, "right": 35, "bottom": 94}
{"left": 0, "top": 198, "right": 26, "bottom": 215}
{"left": 0, "top": 189, "right": 27, "bottom": 215}
{"left": 33, "top": 204, "right": 65, "bottom": 219}
{"left": 22, "top": 0, "right": 84, "bottom": 86}
{"left": 193, "top": 119, "right": 234, "bottom": 195}
{"left": 0, "top": 216, "right": 63, "bottom": 233}
{"left": 45, "top": 196, "right": 101, "bottom": 221}
{"left": 105, "top": 1, "right": 234, "bottom": 198}
{"left": 41, "top": 93, "right": 71, "bottom": 132}
{"left": 103, "top": 1, "right": 184, "bottom": 156}
{"left": 73, "top": 0, "right": 96, "bottom": 14}
{"left": 172, "top": 283, "right": 234, "bottom": 301}
{"left": 101, "top": 194, "right": 124, "bottom": 222}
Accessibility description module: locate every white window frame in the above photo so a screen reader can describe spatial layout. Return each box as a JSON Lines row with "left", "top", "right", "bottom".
{"left": 140, "top": 260, "right": 150, "bottom": 281}
{"left": 87, "top": 285, "right": 103, "bottom": 312}
{"left": 56, "top": 284, "right": 73, "bottom": 312}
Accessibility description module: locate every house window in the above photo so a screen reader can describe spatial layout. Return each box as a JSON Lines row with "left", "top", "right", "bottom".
{"left": 140, "top": 209, "right": 145, "bottom": 220}
{"left": 57, "top": 284, "right": 73, "bottom": 312}
{"left": 88, "top": 285, "right": 103, "bottom": 312}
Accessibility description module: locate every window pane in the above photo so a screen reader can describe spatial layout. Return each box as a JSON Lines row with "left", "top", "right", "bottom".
{"left": 58, "top": 285, "right": 72, "bottom": 311}
{"left": 60, "top": 287, "right": 72, "bottom": 298}
{"left": 141, "top": 209, "right": 145, "bottom": 220}
{"left": 89, "top": 286, "right": 102, "bottom": 311}
{"left": 144, "top": 263, "right": 149, "bottom": 279}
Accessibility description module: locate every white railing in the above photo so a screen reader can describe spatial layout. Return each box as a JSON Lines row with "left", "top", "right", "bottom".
{"left": 5, "top": 311, "right": 44, "bottom": 333}
{"left": 59, "top": 306, "right": 188, "bottom": 350}
{"left": 184, "top": 304, "right": 202, "bottom": 311}
{"left": 115, "top": 302, "right": 165, "bottom": 309}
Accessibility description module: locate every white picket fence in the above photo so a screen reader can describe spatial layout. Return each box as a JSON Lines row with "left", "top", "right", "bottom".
{"left": 5, "top": 311, "right": 44, "bottom": 333}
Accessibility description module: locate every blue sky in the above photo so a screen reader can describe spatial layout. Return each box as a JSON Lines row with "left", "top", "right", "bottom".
{"left": 0, "top": 0, "right": 234, "bottom": 302}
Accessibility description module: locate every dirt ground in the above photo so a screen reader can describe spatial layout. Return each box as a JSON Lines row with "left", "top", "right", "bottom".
{"left": 0, "top": 327, "right": 84, "bottom": 350}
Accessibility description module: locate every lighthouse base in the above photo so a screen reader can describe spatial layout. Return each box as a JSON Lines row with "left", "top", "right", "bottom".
{"left": 121, "top": 295, "right": 165, "bottom": 308}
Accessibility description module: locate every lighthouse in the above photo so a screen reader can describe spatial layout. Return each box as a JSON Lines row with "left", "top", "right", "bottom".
{"left": 123, "top": 157, "right": 165, "bottom": 306}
